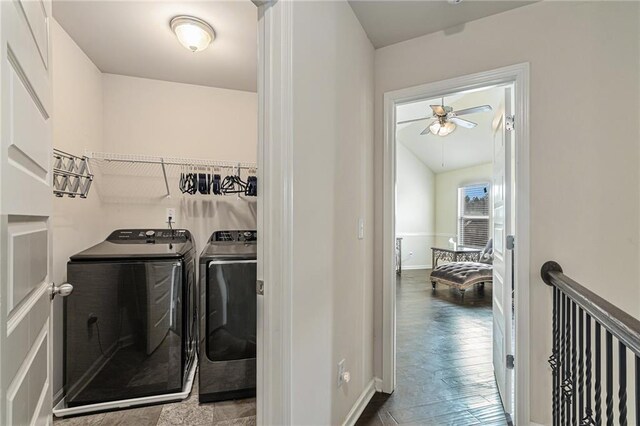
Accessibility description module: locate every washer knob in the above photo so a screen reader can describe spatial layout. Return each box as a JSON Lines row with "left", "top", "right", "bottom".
{"left": 145, "top": 230, "right": 155, "bottom": 237}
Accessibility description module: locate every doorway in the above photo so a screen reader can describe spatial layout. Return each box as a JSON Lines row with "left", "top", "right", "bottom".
{"left": 380, "top": 64, "right": 530, "bottom": 425}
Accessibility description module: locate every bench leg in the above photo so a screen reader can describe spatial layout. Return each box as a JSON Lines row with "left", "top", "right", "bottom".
{"left": 431, "top": 281, "right": 436, "bottom": 290}
{"left": 459, "top": 288, "right": 466, "bottom": 300}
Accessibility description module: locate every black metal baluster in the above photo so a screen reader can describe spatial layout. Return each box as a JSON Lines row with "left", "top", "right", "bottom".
{"left": 579, "top": 307, "right": 584, "bottom": 423}
{"left": 595, "top": 323, "right": 602, "bottom": 426}
{"left": 635, "top": 356, "right": 639, "bottom": 426}
{"left": 551, "top": 286, "right": 560, "bottom": 426}
{"left": 561, "top": 292, "right": 567, "bottom": 426}
{"left": 618, "top": 341, "right": 627, "bottom": 426}
{"left": 566, "top": 295, "right": 573, "bottom": 426}
{"left": 583, "top": 314, "right": 593, "bottom": 426}
{"left": 606, "top": 332, "right": 614, "bottom": 426}
{"left": 573, "top": 302, "right": 578, "bottom": 425}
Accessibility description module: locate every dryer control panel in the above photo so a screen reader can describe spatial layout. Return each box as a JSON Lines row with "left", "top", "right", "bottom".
{"left": 211, "top": 230, "right": 257, "bottom": 243}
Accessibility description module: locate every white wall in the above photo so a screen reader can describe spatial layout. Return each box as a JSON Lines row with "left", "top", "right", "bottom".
{"left": 395, "top": 143, "right": 435, "bottom": 269}
{"left": 51, "top": 19, "right": 105, "bottom": 399}
{"left": 373, "top": 2, "right": 640, "bottom": 424}
{"left": 434, "top": 163, "right": 492, "bottom": 248}
{"left": 290, "top": 1, "right": 374, "bottom": 423}
{"left": 100, "top": 74, "right": 258, "bottom": 251}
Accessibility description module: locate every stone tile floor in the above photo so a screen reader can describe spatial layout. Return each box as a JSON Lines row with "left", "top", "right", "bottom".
{"left": 53, "top": 376, "right": 256, "bottom": 426}
{"left": 356, "top": 269, "right": 508, "bottom": 425}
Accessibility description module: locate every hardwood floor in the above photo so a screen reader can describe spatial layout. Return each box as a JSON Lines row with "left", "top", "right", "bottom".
{"left": 356, "top": 269, "right": 507, "bottom": 426}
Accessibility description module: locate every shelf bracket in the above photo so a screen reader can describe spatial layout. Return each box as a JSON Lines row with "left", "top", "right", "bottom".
{"left": 160, "top": 158, "right": 171, "bottom": 198}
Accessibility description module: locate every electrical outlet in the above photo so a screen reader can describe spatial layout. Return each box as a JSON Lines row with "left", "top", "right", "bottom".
{"left": 338, "top": 359, "right": 346, "bottom": 388}
{"left": 166, "top": 208, "right": 176, "bottom": 224}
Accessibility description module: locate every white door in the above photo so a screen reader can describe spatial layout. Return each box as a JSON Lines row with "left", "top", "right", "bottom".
{"left": 492, "top": 86, "right": 514, "bottom": 418}
{"left": 0, "top": 0, "right": 54, "bottom": 425}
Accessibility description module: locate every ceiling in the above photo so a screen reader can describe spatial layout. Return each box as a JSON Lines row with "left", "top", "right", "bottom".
{"left": 396, "top": 86, "right": 504, "bottom": 174}
{"left": 53, "top": 1, "right": 257, "bottom": 92}
{"left": 349, "top": 1, "right": 535, "bottom": 48}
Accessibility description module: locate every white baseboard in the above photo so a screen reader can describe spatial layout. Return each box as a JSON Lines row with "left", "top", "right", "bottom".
{"left": 529, "top": 422, "right": 545, "bottom": 426}
{"left": 342, "top": 379, "right": 376, "bottom": 426}
{"left": 401, "top": 265, "right": 431, "bottom": 270}
{"left": 373, "top": 377, "right": 384, "bottom": 392}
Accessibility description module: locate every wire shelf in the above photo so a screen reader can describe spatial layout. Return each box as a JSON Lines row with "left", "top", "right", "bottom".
{"left": 86, "top": 151, "right": 257, "bottom": 203}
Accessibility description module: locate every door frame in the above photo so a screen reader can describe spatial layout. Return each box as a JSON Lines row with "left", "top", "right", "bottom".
{"left": 381, "top": 63, "right": 530, "bottom": 425}
{"left": 255, "top": 0, "right": 293, "bottom": 425}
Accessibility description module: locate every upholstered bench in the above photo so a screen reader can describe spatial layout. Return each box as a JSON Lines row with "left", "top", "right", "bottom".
{"left": 430, "top": 262, "right": 493, "bottom": 299}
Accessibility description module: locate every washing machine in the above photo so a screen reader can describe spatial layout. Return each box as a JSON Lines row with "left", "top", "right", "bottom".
{"left": 199, "top": 230, "right": 257, "bottom": 402}
{"left": 62, "top": 229, "right": 197, "bottom": 412}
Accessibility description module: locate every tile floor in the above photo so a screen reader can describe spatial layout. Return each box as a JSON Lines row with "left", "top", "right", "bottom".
{"left": 356, "top": 269, "right": 508, "bottom": 425}
{"left": 52, "top": 376, "right": 256, "bottom": 426}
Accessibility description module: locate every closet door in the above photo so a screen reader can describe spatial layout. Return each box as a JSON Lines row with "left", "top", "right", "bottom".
{"left": 0, "top": 0, "right": 54, "bottom": 425}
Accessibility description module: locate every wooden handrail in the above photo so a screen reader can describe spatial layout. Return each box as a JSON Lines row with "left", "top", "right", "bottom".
{"left": 541, "top": 261, "right": 640, "bottom": 357}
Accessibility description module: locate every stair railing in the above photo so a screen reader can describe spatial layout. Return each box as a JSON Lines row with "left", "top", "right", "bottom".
{"left": 541, "top": 261, "right": 640, "bottom": 426}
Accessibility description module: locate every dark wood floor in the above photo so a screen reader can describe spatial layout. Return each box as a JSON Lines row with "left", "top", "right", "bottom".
{"left": 356, "top": 269, "right": 508, "bottom": 426}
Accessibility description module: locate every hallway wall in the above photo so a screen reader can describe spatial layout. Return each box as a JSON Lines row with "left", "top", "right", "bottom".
{"left": 289, "top": 1, "right": 375, "bottom": 423}
{"left": 373, "top": 2, "right": 640, "bottom": 424}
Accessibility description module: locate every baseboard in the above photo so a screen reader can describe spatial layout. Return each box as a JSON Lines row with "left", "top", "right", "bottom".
{"left": 373, "top": 377, "right": 384, "bottom": 392}
{"left": 342, "top": 379, "right": 376, "bottom": 426}
{"left": 401, "top": 265, "right": 431, "bottom": 270}
{"left": 529, "top": 422, "right": 545, "bottom": 426}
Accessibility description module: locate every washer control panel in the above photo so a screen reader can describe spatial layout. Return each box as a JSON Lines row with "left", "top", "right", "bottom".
{"left": 107, "top": 229, "right": 191, "bottom": 243}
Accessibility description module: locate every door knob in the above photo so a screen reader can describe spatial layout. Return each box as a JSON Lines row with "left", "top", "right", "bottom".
{"left": 50, "top": 283, "right": 74, "bottom": 299}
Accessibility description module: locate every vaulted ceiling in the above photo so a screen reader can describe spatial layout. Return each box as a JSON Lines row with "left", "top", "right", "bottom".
{"left": 396, "top": 86, "right": 504, "bottom": 173}
{"left": 53, "top": 1, "right": 257, "bottom": 92}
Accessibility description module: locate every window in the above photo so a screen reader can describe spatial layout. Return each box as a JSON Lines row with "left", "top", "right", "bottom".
{"left": 457, "top": 183, "right": 490, "bottom": 248}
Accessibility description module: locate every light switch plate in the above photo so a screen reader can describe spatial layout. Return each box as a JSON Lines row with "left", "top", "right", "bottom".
{"left": 358, "top": 218, "right": 364, "bottom": 240}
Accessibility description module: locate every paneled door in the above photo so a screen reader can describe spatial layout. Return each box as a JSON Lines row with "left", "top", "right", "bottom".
{"left": 492, "top": 86, "right": 514, "bottom": 418}
{"left": 0, "top": 0, "right": 54, "bottom": 425}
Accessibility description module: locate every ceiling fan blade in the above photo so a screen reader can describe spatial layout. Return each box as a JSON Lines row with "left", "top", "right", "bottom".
{"left": 397, "top": 116, "right": 433, "bottom": 125}
{"left": 449, "top": 117, "right": 477, "bottom": 128}
{"left": 430, "top": 105, "right": 447, "bottom": 116}
{"left": 453, "top": 105, "right": 493, "bottom": 116}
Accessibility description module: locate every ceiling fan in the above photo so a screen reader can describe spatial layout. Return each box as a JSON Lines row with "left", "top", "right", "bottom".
{"left": 398, "top": 98, "right": 493, "bottom": 136}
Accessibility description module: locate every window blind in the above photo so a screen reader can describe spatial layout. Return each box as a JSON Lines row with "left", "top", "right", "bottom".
{"left": 458, "top": 183, "right": 490, "bottom": 248}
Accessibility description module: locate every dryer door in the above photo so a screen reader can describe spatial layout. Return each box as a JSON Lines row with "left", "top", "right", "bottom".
{"left": 206, "top": 260, "right": 257, "bottom": 362}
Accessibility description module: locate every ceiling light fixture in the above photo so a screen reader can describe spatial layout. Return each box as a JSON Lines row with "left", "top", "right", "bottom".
{"left": 170, "top": 16, "right": 215, "bottom": 52}
{"left": 429, "top": 120, "right": 456, "bottom": 136}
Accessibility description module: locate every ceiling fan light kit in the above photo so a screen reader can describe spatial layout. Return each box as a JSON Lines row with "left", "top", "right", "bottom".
{"left": 428, "top": 120, "right": 456, "bottom": 136}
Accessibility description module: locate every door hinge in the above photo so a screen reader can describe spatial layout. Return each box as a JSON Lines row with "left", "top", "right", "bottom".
{"left": 256, "top": 280, "right": 264, "bottom": 295}
{"left": 506, "top": 354, "right": 515, "bottom": 369}
{"left": 505, "top": 115, "right": 515, "bottom": 131}
{"left": 506, "top": 235, "right": 515, "bottom": 250}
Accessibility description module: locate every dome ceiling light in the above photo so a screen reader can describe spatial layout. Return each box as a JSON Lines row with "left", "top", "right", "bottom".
{"left": 170, "top": 16, "right": 215, "bottom": 52}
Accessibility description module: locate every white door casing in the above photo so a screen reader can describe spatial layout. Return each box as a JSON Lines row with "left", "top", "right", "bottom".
{"left": 255, "top": 0, "right": 294, "bottom": 424}
{"left": 381, "top": 64, "right": 530, "bottom": 424}
{"left": 0, "top": 0, "right": 54, "bottom": 425}
{"left": 492, "top": 86, "right": 514, "bottom": 417}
